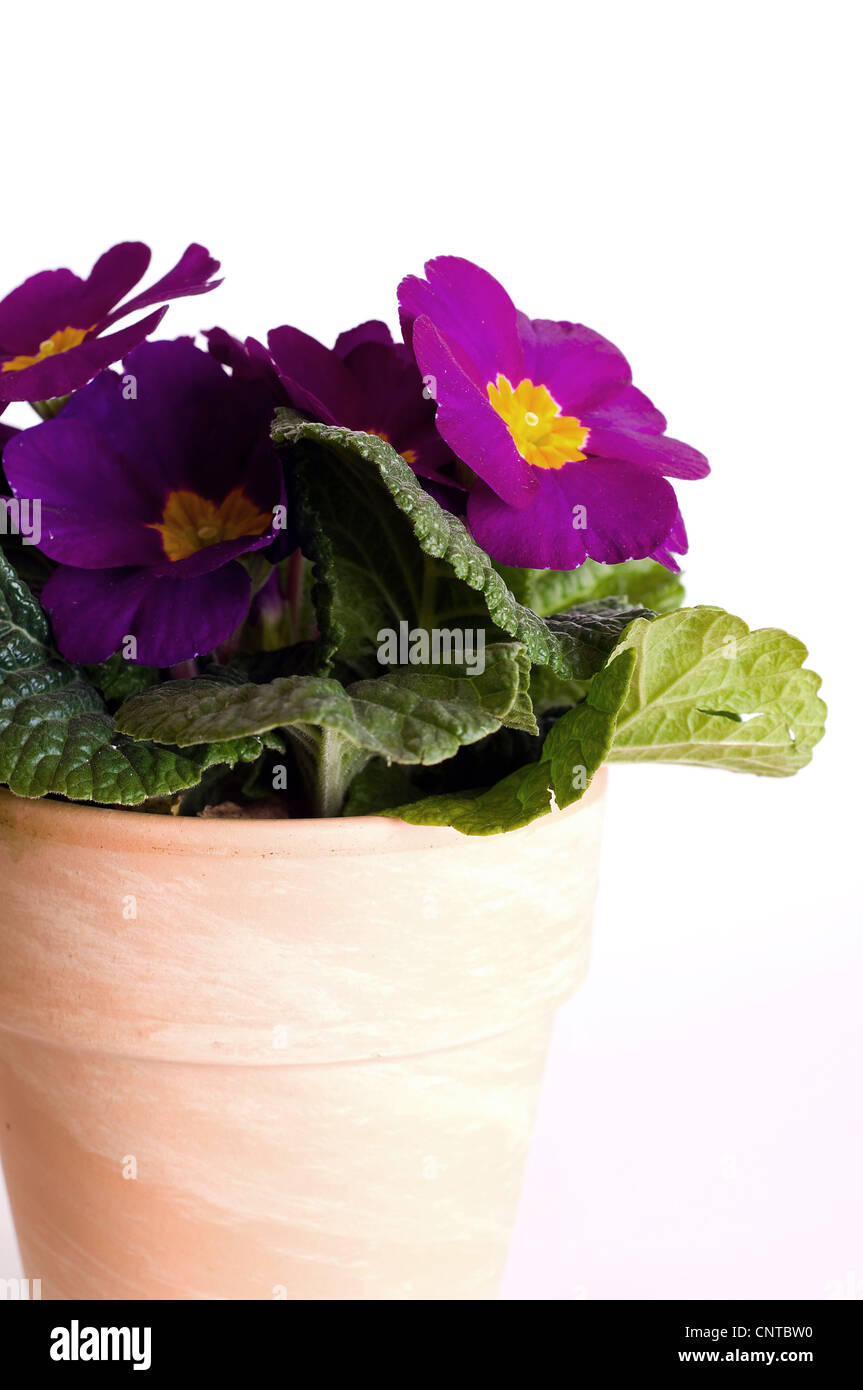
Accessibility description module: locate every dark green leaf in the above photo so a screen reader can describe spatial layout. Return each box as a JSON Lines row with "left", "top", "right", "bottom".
{"left": 115, "top": 642, "right": 533, "bottom": 757}
{"left": 85, "top": 654, "right": 160, "bottom": 705}
{"left": 115, "top": 643, "right": 536, "bottom": 816}
{"left": 273, "top": 416, "right": 646, "bottom": 681}
{"left": 382, "top": 647, "right": 636, "bottom": 834}
{"left": 0, "top": 553, "right": 262, "bottom": 803}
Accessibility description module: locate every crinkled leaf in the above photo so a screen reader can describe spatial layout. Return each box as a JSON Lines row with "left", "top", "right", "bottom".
{"left": 272, "top": 415, "right": 646, "bottom": 681}
{"left": 528, "top": 665, "right": 590, "bottom": 714}
{"left": 544, "top": 597, "right": 655, "bottom": 665}
{"left": 285, "top": 460, "right": 341, "bottom": 673}
{"left": 0, "top": 552, "right": 263, "bottom": 803}
{"left": 115, "top": 642, "right": 534, "bottom": 760}
{"left": 383, "top": 647, "right": 636, "bottom": 834}
{"left": 0, "top": 547, "right": 51, "bottom": 664}
{"left": 607, "top": 607, "right": 826, "bottom": 775}
{"left": 520, "top": 596, "right": 658, "bottom": 716}
{"left": 85, "top": 653, "right": 160, "bottom": 705}
{"left": 495, "top": 557, "right": 685, "bottom": 618}
{"left": 346, "top": 708, "right": 563, "bottom": 818}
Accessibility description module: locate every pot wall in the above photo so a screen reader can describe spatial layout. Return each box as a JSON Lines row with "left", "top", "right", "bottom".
{"left": 0, "top": 770, "right": 607, "bottom": 1300}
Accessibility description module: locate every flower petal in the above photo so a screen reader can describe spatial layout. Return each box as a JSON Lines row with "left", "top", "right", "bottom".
{"left": 4, "top": 416, "right": 166, "bottom": 567}
{"left": 517, "top": 316, "right": 632, "bottom": 413}
{"left": 337, "top": 339, "right": 454, "bottom": 480}
{"left": 76, "top": 242, "right": 153, "bottom": 327}
{"left": 0, "top": 269, "right": 87, "bottom": 354}
{"left": 467, "top": 457, "right": 680, "bottom": 568}
{"left": 77, "top": 339, "right": 280, "bottom": 508}
{"left": 399, "top": 256, "right": 523, "bottom": 387}
{"left": 268, "top": 325, "right": 365, "bottom": 425}
{"left": 582, "top": 383, "right": 667, "bottom": 434}
{"left": 0, "top": 305, "right": 167, "bottom": 404}
{"left": 410, "top": 314, "right": 535, "bottom": 506}
{"left": 151, "top": 523, "right": 277, "bottom": 579}
{"left": 585, "top": 425, "right": 710, "bottom": 479}
{"left": 41, "top": 561, "right": 251, "bottom": 666}
{"left": 648, "top": 507, "right": 688, "bottom": 570}
{"left": 333, "top": 320, "right": 394, "bottom": 358}
{"left": 103, "top": 243, "right": 221, "bottom": 327}
{"left": 204, "top": 327, "right": 284, "bottom": 396}
{"left": 0, "top": 244, "right": 152, "bottom": 360}
{"left": 4, "top": 339, "right": 283, "bottom": 567}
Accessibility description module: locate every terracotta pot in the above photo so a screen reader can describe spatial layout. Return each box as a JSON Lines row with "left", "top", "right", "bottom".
{"left": 0, "top": 768, "right": 607, "bottom": 1301}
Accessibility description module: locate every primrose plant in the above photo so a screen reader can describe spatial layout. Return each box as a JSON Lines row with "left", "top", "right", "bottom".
{"left": 0, "top": 245, "right": 825, "bottom": 830}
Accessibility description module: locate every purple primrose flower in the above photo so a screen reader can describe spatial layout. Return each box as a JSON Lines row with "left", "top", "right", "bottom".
{"left": 0, "top": 242, "right": 221, "bottom": 404}
{"left": 204, "top": 326, "right": 286, "bottom": 398}
{"left": 3, "top": 339, "right": 284, "bottom": 666}
{"left": 267, "top": 319, "right": 454, "bottom": 486}
{"left": 398, "top": 257, "right": 709, "bottom": 569}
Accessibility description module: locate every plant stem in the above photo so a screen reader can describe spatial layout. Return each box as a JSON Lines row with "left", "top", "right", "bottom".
{"left": 286, "top": 547, "right": 306, "bottom": 642}
{"left": 417, "top": 554, "right": 439, "bottom": 633}
{"left": 286, "top": 726, "right": 370, "bottom": 817}
{"left": 30, "top": 396, "right": 70, "bottom": 421}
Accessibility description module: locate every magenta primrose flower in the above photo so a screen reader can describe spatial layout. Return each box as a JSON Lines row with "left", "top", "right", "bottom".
{"left": 0, "top": 242, "right": 221, "bottom": 404}
{"left": 3, "top": 340, "right": 283, "bottom": 666}
{"left": 398, "top": 257, "right": 709, "bottom": 570}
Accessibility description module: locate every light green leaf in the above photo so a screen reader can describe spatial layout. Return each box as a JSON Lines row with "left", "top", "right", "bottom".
{"left": 495, "top": 557, "right": 685, "bottom": 618}
{"left": 383, "top": 647, "right": 636, "bottom": 834}
{"left": 607, "top": 606, "right": 826, "bottom": 775}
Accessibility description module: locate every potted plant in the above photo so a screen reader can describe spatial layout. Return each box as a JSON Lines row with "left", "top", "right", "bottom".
{"left": 0, "top": 244, "right": 825, "bottom": 1301}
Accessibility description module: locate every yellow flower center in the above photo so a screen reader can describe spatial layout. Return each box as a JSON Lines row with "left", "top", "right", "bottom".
{"left": 2, "top": 325, "right": 93, "bottom": 373}
{"left": 367, "top": 428, "right": 418, "bottom": 467}
{"left": 148, "top": 488, "right": 272, "bottom": 563}
{"left": 487, "top": 375, "right": 590, "bottom": 470}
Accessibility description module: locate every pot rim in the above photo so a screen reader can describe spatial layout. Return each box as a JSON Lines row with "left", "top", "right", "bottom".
{"left": 0, "top": 766, "right": 607, "bottom": 860}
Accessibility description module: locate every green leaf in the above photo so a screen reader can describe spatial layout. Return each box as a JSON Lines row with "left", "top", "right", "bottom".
{"left": 285, "top": 462, "right": 341, "bottom": 673}
{"left": 527, "top": 664, "right": 590, "bottom": 715}
{"left": 0, "top": 546, "right": 51, "bottom": 662}
{"left": 115, "top": 643, "right": 536, "bottom": 816}
{"left": 273, "top": 415, "right": 646, "bottom": 681}
{"left": 0, "top": 552, "right": 262, "bottom": 803}
{"left": 607, "top": 607, "right": 826, "bottom": 775}
{"left": 342, "top": 759, "right": 418, "bottom": 818}
{"left": 116, "top": 643, "right": 532, "bottom": 753}
{"left": 0, "top": 529, "right": 55, "bottom": 594}
{"left": 495, "top": 557, "right": 685, "bottom": 618}
{"left": 543, "top": 597, "right": 656, "bottom": 666}
{"left": 85, "top": 654, "right": 160, "bottom": 705}
{"left": 382, "top": 647, "right": 636, "bottom": 835}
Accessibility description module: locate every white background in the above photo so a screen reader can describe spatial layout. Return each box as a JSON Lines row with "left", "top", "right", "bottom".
{"left": 1, "top": 0, "right": 860, "bottom": 1299}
